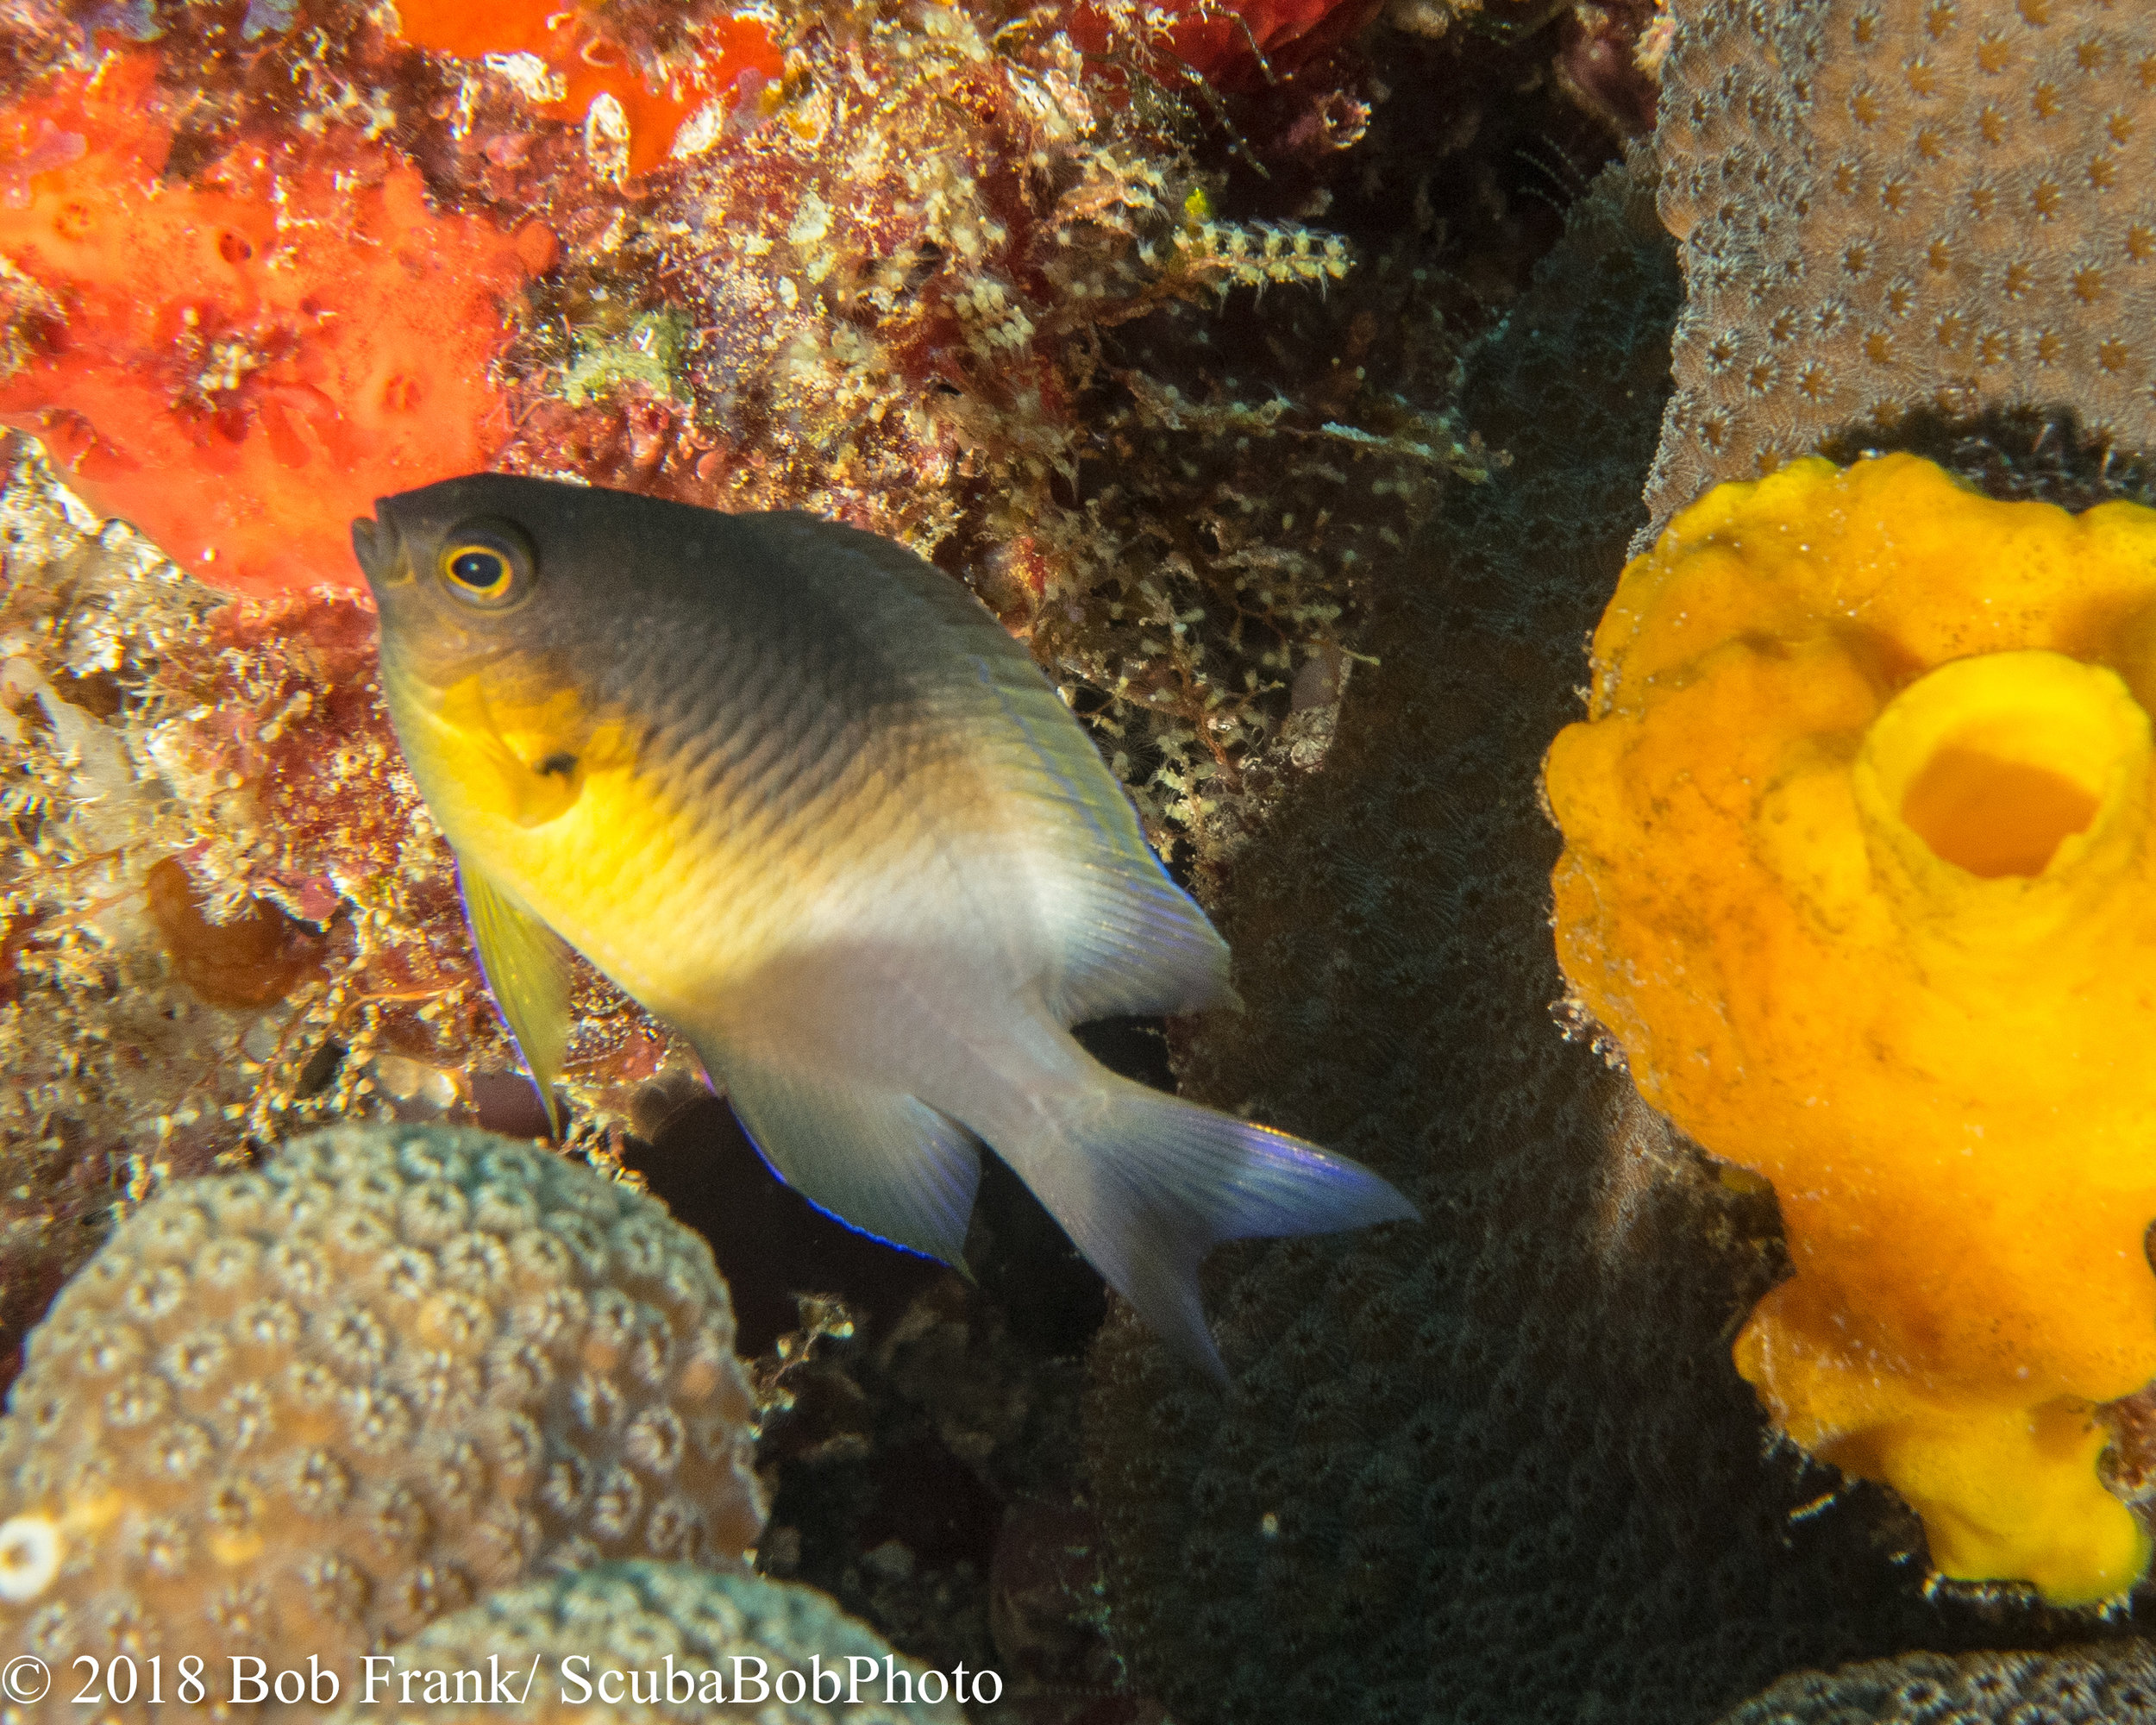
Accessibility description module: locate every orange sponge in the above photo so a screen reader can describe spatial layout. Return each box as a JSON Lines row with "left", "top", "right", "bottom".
{"left": 1543, "top": 453, "right": 2156, "bottom": 1605}
{"left": 392, "top": 0, "right": 781, "bottom": 178}
{"left": 0, "top": 55, "right": 547, "bottom": 596}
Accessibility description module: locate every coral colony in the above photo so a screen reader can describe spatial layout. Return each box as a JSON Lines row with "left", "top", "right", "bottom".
{"left": 7, "top": 0, "right": 2156, "bottom": 1720}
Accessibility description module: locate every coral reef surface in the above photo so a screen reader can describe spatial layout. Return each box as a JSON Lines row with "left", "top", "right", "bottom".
{"left": 316, "top": 1562, "right": 967, "bottom": 1723}
{"left": 1718, "top": 1641, "right": 2156, "bottom": 1725}
{"left": 1545, "top": 452, "right": 2156, "bottom": 1603}
{"left": 1086, "top": 162, "right": 2054, "bottom": 1725}
{"left": 1647, "top": 0, "right": 2156, "bottom": 530}
{"left": 0, "top": 1122, "right": 763, "bottom": 1715}
{"left": 0, "top": 0, "right": 1499, "bottom": 1293}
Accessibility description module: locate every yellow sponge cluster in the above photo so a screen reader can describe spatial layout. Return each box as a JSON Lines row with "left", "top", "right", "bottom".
{"left": 1544, "top": 453, "right": 2156, "bottom": 1605}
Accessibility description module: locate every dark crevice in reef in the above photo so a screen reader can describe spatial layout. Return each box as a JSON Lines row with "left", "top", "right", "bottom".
{"left": 626, "top": 1014, "right": 1175, "bottom": 1722}
{"left": 1820, "top": 404, "right": 2156, "bottom": 516}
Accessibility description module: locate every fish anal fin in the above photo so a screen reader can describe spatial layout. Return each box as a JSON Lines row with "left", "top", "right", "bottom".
{"left": 703, "top": 1042, "right": 982, "bottom": 1266}
{"left": 461, "top": 857, "right": 573, "bottom": 1137}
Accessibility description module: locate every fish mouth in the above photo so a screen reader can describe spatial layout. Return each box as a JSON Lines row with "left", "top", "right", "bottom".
{"left": 350, "top": 511, "right": 412, "bottom": 587}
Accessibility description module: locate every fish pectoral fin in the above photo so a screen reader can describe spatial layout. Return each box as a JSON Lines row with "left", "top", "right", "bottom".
{"left": 461, "top": 857, "right": 573, "bottom": 1137}
{"left": 486, "top": 732, "right": 585, "bottom": 828}
{"left": 702, "top": 1041, "right": 982, "bottom": 1266}
{"left": 439, "top": 673, "right": 632, "bottom": 829}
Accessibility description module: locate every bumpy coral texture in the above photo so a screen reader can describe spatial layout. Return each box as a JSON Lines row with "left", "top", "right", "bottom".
{"left": 317, "top": 1562, "right": 963, "bottom": 1723}
{"left": 1647, "top": 0, "right": 2156, "bottom": 530}
{"left": 1086, "top": 162, "right": 2074, "bottom": 1725}
{"left": 1719, "top": 1641, "right": 2156, "bottom": 1725}
{"left": 1545, "top": 454, "right": 2156, "bottom": 1603}
{"left": 0, "top": 1124, "right": 763, "bottom": 1716}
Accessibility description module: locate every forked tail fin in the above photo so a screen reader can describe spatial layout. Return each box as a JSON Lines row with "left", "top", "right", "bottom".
{"left": 1002, "top": 1077, "right": 1418, "bottom": 1379}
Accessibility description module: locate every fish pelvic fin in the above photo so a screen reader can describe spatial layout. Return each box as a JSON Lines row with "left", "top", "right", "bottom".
{"left": 1000, "top": 1077, "right": 1419, "bottom": 1380}
{"left": 460, "top": 856, "right": 573, "bottom": 1138}
{"left": 702, "top": 1040, "right": 984, "bottom": 1266}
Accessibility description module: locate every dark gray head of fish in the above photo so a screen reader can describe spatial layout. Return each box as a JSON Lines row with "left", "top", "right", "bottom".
{"left": 355, "top": 474, "right": 554, "bottom": 689}
{"left": 353, "top": 473, "right": 711, "bottom": 691}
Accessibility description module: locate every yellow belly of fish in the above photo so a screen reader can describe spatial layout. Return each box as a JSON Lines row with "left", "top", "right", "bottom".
{"left": 514, "top": 756, "right": 949, "bottom": 1028}
{"left": 404, "top": 668, "right": 976, "bottom": 1028}
{"left": 530, "top": 766, "right": 769, "bottom": 1008}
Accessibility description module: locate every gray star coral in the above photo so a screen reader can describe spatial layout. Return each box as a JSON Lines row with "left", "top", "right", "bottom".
{"left": 0, "top": 1124, "right": 763, "bottom": 1716}
{"left": 1718, "top": 1642, "right": 2156, "bottom": 1725}
{"left": 1647, "top": 0, "right": 2156, "bottom": 529}
{"left": 317, "top": 1563, "right": 965, "bottom": 1724}
{"left": 1082, "top": 154, "right": 2142, "bottom": 1725}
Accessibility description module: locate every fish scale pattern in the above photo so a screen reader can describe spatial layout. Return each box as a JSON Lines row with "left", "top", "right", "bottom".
{"left": 0, "top": 1124, "right": 764, "bottom": 1717}
{"left": 1645, "top": 0, "right": 2156, "bottom": 530}
{"left": 1082, "top": 160, "right": 2127, "bottom": 1725}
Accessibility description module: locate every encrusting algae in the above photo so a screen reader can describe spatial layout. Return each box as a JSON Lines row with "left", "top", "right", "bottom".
{"left": 1544, "top": 451, "right": 2156, "bottom": 1604}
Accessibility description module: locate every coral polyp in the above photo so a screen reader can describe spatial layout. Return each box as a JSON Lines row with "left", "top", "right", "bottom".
{"left": 0, "top": 1123, "right": 764, "bottom": 1707}
{"left": 1544, "top": 452, "right": 2156, "bottom": 1604}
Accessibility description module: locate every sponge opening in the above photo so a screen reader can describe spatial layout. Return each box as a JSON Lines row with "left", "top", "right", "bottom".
{"left": 1900, "top": 745, "right": 2100, "bottom": 878}
{"left": 1858, "top": 650, "right": 2150, "bottom": 888}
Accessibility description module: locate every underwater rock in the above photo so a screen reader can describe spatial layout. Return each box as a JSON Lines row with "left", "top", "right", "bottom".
{"left": 0, "top": 1123, "right": 763, "bottom": 1710}
{"left": 1717, "top": 1641, "right": 2156, "bottom": 1725}
{"left": 1545, "top": 451, "right": 2156, "bottom": 1603}
{"left": 1084, "top": 158, "right": 2116, "bottom": 1725}
{"left": 0, "top": 0, "right": 1472, "bottom": 863}
{"left": 1645, "top": 0, "right": 2156, "bottom": 531}
{"left": 315, "top": 1562, "right": 963, "bottom": 1723}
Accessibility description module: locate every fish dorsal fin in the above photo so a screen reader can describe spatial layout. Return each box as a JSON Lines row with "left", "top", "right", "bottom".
{"left": 701, "top": 1037, "right": 982, "bottom": 1265}
{"left": 460, "top": 856, "right": 572, "bottom": 1136}
{"left": 751, "top": 516, "right": 1232, "bottom": 1023}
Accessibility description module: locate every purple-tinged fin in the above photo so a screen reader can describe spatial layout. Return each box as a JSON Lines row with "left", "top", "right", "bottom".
{"left": 1002, "top": 1077, "right": 1420, "bottom": 1380}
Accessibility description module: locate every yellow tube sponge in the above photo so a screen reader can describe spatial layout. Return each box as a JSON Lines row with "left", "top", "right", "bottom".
{"left": 1543, "top": 453, "right": 2156, "bottom": 1606}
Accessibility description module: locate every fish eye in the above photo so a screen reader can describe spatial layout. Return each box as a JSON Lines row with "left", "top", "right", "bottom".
{"left": 436, "top": 519, "right": 536, "bottom": 608}
{"left": 448, "top": 548, "right": 506, "bottom": 590}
